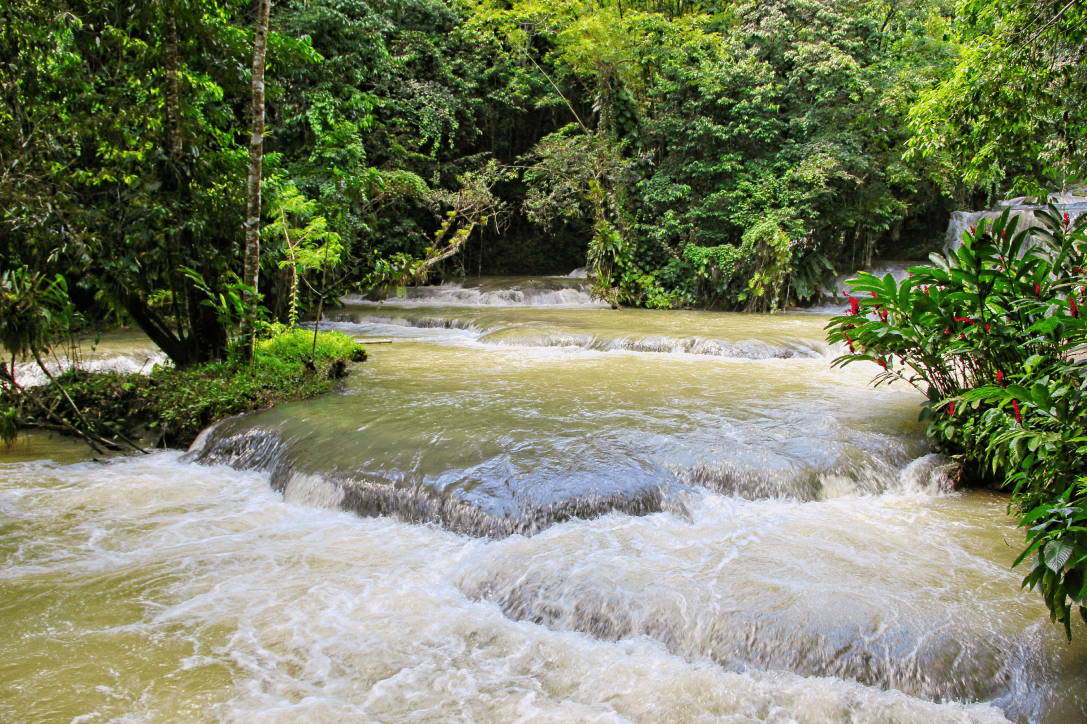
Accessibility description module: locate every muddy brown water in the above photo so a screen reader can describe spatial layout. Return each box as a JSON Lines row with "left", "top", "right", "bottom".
{"left": 2, "top": 280, "right": 1084, "bottom": 723}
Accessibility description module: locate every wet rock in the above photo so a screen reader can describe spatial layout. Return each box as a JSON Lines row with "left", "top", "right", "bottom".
{"left": 327, "top": 359, "right": 348, "bottom": 379}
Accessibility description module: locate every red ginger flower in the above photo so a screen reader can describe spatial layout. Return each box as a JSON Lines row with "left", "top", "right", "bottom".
{"left": 947, "top": 402, "right": 955, "bottom": 416}
{"left": 996, "top": 370, "right": 1004, "bottom": 387}
{"left": 848, "top": 297, "right": 860, "bottom": 315}
{"left": 1012, "top": 399, "right": 1022, "bottom": 424}
{"left": 1065, "top": 213, "right": 1071, "bottom": 230}
{"left": 1071, "top": 292, "right": 1079, "bottom": 318}
{"left": 1035, "top": 283, "right": 1042, "bottom": 297}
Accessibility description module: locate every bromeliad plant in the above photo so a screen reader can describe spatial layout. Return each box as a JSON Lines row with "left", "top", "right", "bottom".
{"left": 826, "top": 204, "right": 1087, "bottom": 639}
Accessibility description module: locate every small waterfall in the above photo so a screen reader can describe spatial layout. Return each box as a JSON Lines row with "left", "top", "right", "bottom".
{"left": 9, "top": 350, "right": 168, "bottom": 388}
{"left": 944, "top": 195, "right": 1087, "bottom": 254}
{"left": 670, "top": 452, "right": 955, "bottom": 501}
{"left": 184, "top": 422, "right": 671, "bottom": 538}
{"left": 349, "top": 275, "right": 605, "bottom": 307}
{"left": 185, "top": 415, "right": 949, "bottom": 538}
{"left": 481, "top": 332, "right": 829, "bottom": 359}
{"left": 805, "top": 261, "right": 916, "bottom": 314}
{"left": 323, "top": 308, "right": 831, "bottom": 359}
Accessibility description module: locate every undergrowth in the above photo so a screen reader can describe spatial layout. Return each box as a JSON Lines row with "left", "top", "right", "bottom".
{"left": 2, "top": 330, "right": 366, "bottom": 450}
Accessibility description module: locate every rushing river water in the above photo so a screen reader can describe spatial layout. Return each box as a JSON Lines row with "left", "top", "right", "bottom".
{"left": 2, "top": 276, "right": 1085, "bottom": 723}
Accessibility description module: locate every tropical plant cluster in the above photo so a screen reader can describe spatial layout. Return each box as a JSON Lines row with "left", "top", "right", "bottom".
{"left": 827, "top": 207, "right": 1087, "bottom": 638}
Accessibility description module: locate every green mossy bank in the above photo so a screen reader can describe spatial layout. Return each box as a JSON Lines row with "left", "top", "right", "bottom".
{"left": 1, "top": 330, "right": 366, "bottom": 451}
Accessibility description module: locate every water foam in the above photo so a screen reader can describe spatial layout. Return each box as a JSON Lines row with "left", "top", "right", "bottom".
{"left": 9, "top": 351, "right": 169, "bottom": 388}
{"left": 1, "top": 454, "right": 1043, "bottom": 723}
{"left": 344, "top": 277, "right": 606, "bottom": 308}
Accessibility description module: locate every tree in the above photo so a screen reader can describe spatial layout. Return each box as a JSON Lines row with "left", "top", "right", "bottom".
{"left": 1, "top": 0, "right": 321, "bottom": 367}
{"left": 242, "top": 0, "right": 272, "bottom": 358}
{"left": 907, "top": 0, "right": 1087, "bottom": 192}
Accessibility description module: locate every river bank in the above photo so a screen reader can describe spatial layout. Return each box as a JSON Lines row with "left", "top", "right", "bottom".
{"left": 1, "top": 330, "right": 366, "bottom": 452}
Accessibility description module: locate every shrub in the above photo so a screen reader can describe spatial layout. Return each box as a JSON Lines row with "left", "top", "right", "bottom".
{"left": 826, "top": 205, "right": 1087, "bottom": 638}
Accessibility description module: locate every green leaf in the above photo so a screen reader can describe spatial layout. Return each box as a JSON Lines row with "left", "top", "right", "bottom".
{"left": 1044, "top": 539, "right": 1075, "bottom": 572}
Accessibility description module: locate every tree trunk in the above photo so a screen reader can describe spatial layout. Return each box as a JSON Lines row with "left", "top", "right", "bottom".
{"left": 163, "top": 3, "right": 183, "bottom": 162}
{"left": 241, "top": 0, "right": 271, "bottom": 359}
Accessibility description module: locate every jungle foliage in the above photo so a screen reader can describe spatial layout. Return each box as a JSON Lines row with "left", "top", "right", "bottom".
{"left": 8, "top": 0, "right": 1071, "bottom": 334}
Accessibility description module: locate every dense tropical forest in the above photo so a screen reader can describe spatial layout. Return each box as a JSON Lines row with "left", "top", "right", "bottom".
{"left": 3, "top": 0, "right": 1083, "bottom": 366}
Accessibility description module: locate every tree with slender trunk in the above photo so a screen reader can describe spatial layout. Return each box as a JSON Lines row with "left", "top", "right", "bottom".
{"left": 242, "top": 0, "right": 271, "bottom": 359}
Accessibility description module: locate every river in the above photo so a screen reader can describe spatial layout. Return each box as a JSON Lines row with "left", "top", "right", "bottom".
{"left": 2, "top": 276, "right": 1084, "bottom": 723}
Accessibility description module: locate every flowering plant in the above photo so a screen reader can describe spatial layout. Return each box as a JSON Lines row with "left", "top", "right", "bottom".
{"left": 826, "top": 204, "right": 1087, "bottom": 639}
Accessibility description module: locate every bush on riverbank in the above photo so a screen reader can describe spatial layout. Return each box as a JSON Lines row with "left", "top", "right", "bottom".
{"left": 826, "top": 205, "right": 1087, "bottom": 639}
{"left": 1, "top": 330, "right": 366, "bottom": 451}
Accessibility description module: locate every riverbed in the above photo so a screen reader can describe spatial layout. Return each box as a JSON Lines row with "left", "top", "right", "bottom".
{"left": 2, "top": 277, "right": 1084, "bottom": 723}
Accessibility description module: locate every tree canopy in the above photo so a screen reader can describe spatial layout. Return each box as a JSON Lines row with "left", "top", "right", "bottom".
{"left": 1, "top": 0, "right": 1079, "bottom": 349}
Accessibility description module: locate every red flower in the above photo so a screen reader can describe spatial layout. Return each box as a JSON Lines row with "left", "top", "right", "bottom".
{"left": 1035, "top": 283, "right": 1041, "bottom": 297}
{"left": 870, "top": 291, "right": 877, "bottom": 299}
{"left": 1071, "top": 292, "right": 1079, "bottom": 318}
{"left": 947, "top": 402, "right": 955, "bottom": 416}
{"left": 923, "top": 286, "right": 930, "bottom": 296}
{"left": 849, "top": 297, "right": 860, "bottom": 315}
{"left": 1012, "top": 399, "right": 1022, "bottom": 424}
{"left": 969, "top": 225, "right": 976, "bottom": 235}
{"left": 878, "top": 309, "right": 888, "bottom": 322}
{"left": 984, "top": 323, "right": 990, "bottom": 333}
{"left": 1064, "top": 213, "right": 1071, "bottom": 230}
{"left": 844, "top": 334, "right": 854, "bottom": 353}
{"left": 996, "top": 370, "right": 1004, "bottom": 387}
{"left": 959, "top": 332, "right": 966, "bottom": 340}
{"left": 944, "top": 327, "right": 950, "bottom": 335}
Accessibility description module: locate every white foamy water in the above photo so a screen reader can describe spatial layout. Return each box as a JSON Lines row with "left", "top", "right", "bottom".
{"left": 3, "top": 281, "right": 1087, "bottom": 723}
{"left": 10, "top": 351, "right": 169, "bottom": 387}
{"left": 3, "top": 453, "right": 1066, "bottom": 723}
{"left": 5, "top": 330, "right": 168, "bottom": 387}
{"left": 345, "top": 275, "right": 607, "bottom": 308}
